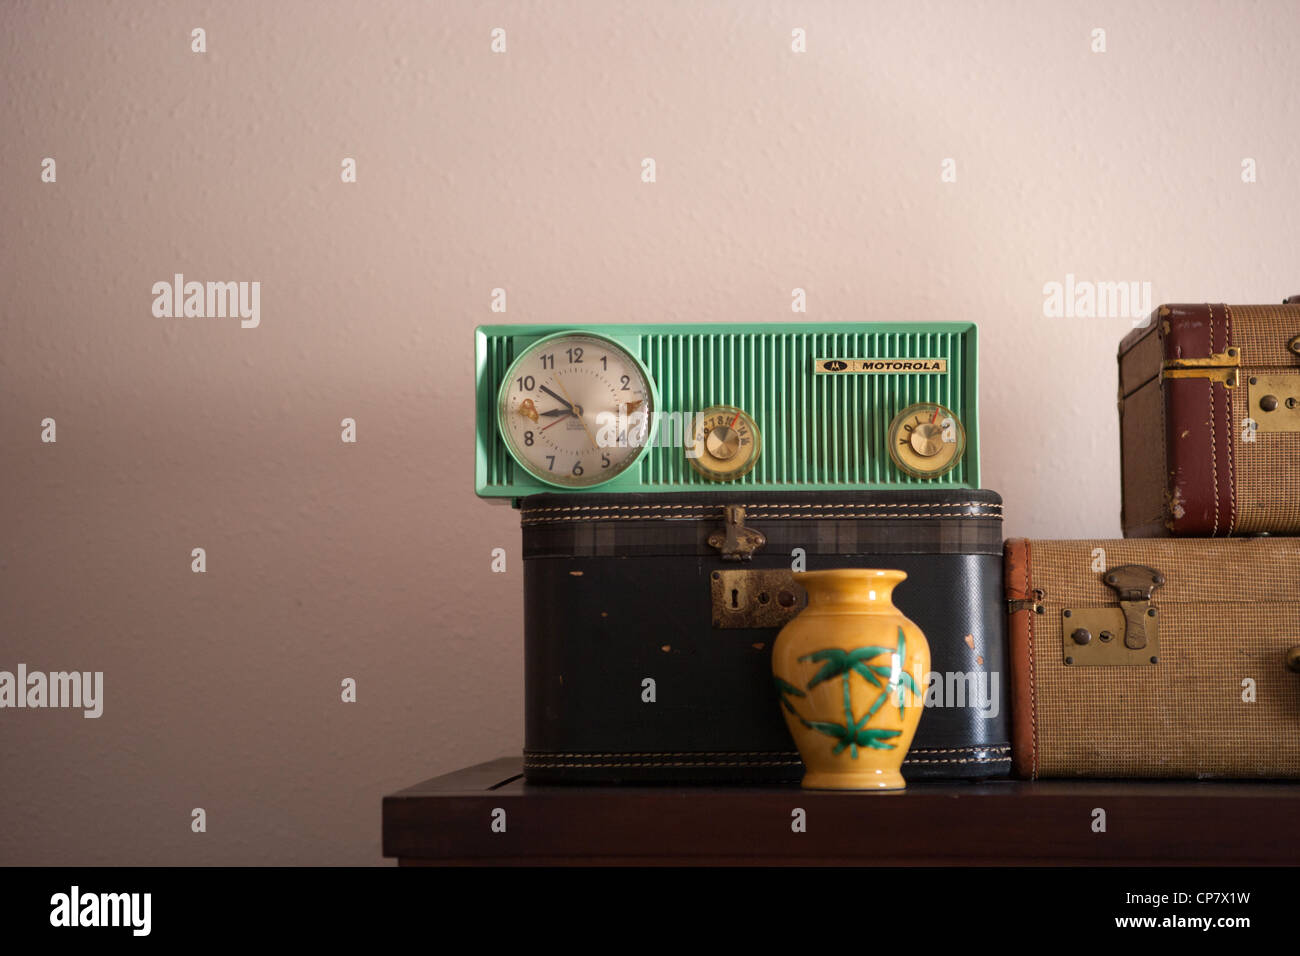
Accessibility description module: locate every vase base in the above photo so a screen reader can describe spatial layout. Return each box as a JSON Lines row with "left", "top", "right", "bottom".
{"left": 801, "top": 769, "right": 906, "bottom": 791}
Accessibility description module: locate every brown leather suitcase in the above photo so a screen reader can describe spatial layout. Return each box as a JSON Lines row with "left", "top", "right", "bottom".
{"left": 1005, "top": 537, "right": 1300, "bottom": 779}
{"left": 1119, "top": 299, "right": 1300, "bottom": 536}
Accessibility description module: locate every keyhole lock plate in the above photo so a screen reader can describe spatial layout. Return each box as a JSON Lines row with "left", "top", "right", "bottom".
{"left": 1248, "top": 373, "right": 1300, "bottom": 433}
{"left": 710, "top": 569, "right": 807, "bottom": 629}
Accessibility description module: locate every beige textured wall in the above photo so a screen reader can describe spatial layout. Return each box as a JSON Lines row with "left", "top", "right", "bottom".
{"left": 2, "top": 1, "right": 1297, "bottom": 864}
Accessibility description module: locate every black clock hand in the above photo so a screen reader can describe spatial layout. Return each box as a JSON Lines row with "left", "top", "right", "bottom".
{"left": 538, "top": 408, "right": 571, "bottom": 418}
{"left": 539, "top": 385, "right": 572, "bottom": 411}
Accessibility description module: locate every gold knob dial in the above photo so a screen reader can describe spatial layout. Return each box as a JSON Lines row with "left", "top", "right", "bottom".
{"left": 706, "top": 425, "right": 742, "bottom": 459}
{"left": 688, "top": 405, "right": 761, "bottom": 481}
{"left": 887, "top": 403, "right": 965, "bottom": 479}
{"left": 908, "top": 421, "right": 946, "bottom": 457}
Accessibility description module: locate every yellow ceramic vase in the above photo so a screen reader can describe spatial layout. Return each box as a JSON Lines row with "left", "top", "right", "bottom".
{"left": 772, "top": 569, "right": 930, "bottom": 791}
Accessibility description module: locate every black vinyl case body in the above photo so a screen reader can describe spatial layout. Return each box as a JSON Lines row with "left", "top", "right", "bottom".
{"left": 521, "top": 490, "right": 1010, "bottom": 783}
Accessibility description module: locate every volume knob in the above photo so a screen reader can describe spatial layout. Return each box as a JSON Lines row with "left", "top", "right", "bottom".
{"left": 887, "top": 403, "right": 965, "bottom": 479}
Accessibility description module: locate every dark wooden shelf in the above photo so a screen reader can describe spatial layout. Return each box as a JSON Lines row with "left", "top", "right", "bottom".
{"left": 383, "top": 757, "right": 1300, "bottom": 866}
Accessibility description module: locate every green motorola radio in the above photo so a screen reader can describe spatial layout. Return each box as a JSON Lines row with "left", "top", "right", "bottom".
{"left": 475, "top": 322, "right": 979, "bottom": 499}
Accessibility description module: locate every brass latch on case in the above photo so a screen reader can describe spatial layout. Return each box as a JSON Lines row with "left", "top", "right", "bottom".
{"left": 1247, "top": 372, "right": 1300, "bottom": 432}
{"left": 1008, "top": 587, "right": 1046, "bottom": 616}
{"left": 710, "top": 569, "right": 806, "bottom": 628}
{"left": 1061, "top": 565, "right": 1164, "bottom": 666}
{"left": 1162, "top": 349, "right": 1241, "bottom": 387}
{"left": 707, "top": 505, "right": 767, "bottom": 561}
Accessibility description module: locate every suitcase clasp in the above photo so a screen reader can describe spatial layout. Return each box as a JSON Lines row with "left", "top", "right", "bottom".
{"left": 1061, "top": 565, "right": 1164, "bottom": 667}
{"left": 1102, "top": 565, "right": 1165, "bottom": 651}
{"left": 707, "top": 505, "right": 767, "bottom": 561}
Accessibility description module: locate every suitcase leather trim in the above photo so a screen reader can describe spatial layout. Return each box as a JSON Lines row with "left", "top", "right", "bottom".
{"left": 521, "top": 499, "right": 1002, "bottom": 523}
{"left": 1162, "top": 304, "right": 1237, "bottom": 535}
{"left": 521, "top": 492, "right": 1006, "bottom": 558}
{"left": 1004, "top": 538, "right": 1037, "bottom": 778}
{"left": 522, "top": 745, "right": 1011, "bottom": 770}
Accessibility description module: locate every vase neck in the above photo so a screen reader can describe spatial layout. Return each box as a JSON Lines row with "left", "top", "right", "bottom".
{"left": 796, "top": 569, "right": 906, "bottom": 610}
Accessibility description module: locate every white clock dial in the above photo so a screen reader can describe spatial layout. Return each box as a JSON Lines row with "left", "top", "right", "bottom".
{"left": 498, "top": 333, "right": 656, "bottom": 488}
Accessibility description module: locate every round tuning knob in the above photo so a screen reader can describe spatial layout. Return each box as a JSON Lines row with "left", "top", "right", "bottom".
{"left": 687, "top": 405, "right": 761, "bottom": 481}
{"left": 887, "top": 403, "right": 966, "bottom": 479}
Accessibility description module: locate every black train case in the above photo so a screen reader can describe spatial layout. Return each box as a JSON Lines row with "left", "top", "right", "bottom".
{"left": 521, "top": 490, "right": 1009, "bottom": 782}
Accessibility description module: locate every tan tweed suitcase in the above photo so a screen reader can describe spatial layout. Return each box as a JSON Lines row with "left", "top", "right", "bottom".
{"left": 1005, "top": 537, "right": 1300, "bottom": 779}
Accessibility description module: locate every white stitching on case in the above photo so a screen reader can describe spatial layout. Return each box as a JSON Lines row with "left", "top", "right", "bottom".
{"left": 522, "top": 510, "right": 1002, "bottom": 525}
{"left": 1225, "top": 303, "right": 1236, "bottom": 532}
{"left": 522, "top": 501, "right": 1001, "bottom": 515}
{"left": 1209, "top": 304, "right": 1220, "bottom": 536}
{"left": 524, "top": 760, "right": 804, "bottom": 768}
{"left": 524, "top": 751, "right": 802, "bottom": 758}
{"left": 524, "top": 756, "right": 1011, "bottom": 768}
{"left": 1026, "top": 545, "right": 1038, "bottom": 780}
{"left": 524, "top": 747, "right": 1009, "bottom": 758}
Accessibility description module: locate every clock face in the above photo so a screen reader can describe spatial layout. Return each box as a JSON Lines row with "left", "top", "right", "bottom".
{"left": 497, "top": 333, "right": 656, "bottom": 488}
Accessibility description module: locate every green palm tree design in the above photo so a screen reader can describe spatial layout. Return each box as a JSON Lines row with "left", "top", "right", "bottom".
{"left": 772, "top": 676, "right": 806, "bottom": 715}
{"left": 888, "top": 627, "right": 922, "bottom": 719}
{"left": 775, "top": 626, "right": 921, "bottom": 759}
